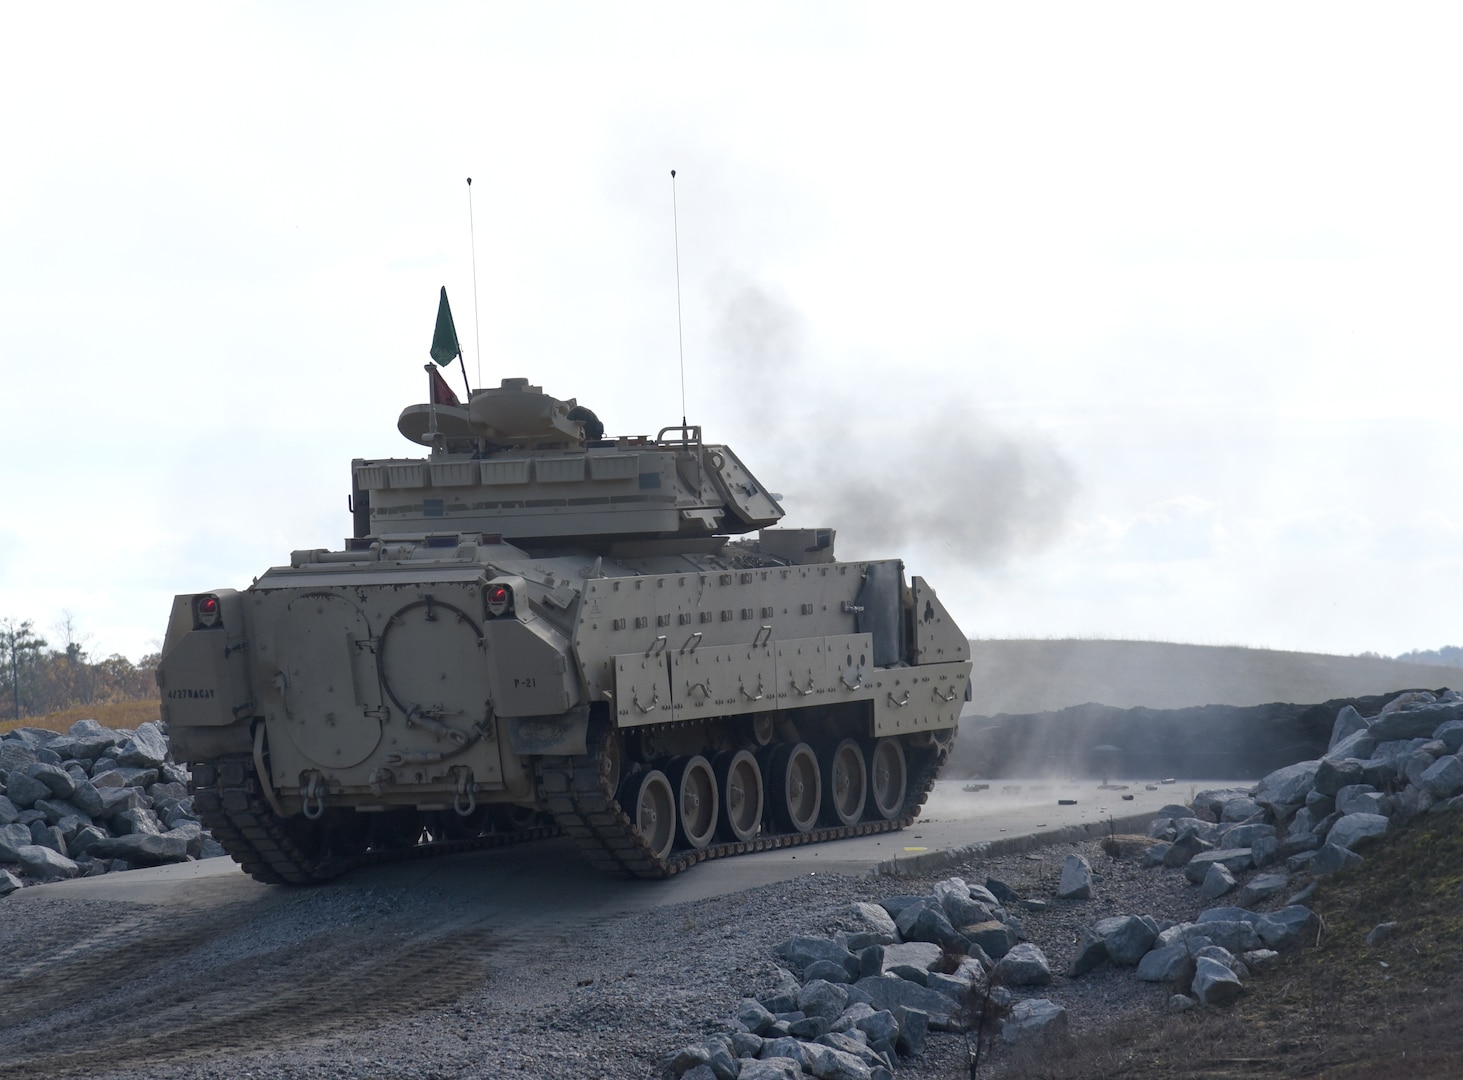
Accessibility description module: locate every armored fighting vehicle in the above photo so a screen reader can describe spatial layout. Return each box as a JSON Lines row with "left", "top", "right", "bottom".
{"left": 157, "top": 375, "right": 971, "bottom": 883}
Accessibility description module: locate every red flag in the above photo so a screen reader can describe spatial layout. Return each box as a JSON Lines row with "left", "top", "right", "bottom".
{"left": 428, "top": 364, "right": 460, "bottom": 407}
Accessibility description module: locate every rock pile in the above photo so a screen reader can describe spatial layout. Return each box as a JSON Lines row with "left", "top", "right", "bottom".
{"left": 0, "top": 718, "right": 225, "bottom": 894}
{"left": 666, "top": 689, "right": 1463, "bottom": 1077}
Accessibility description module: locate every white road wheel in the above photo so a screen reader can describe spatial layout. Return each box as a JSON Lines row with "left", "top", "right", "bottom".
{"left": 671, "top": 755, "right": 719, "bottom": 850}
{"left": 631, "top": 770, "right": 676, "bottom": 860}
{"left": 714, "top": 749, "right": 763, "bottom": 843}
{"left": 820, "top": 738, "right": 867, "bottom": 826}
{"left": 868, "top": 737, "right": 908, "bottom": 822}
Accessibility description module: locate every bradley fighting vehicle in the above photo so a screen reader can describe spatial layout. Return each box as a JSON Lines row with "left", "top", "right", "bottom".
{"left": 157, "top": 374, "right": 971, "bottom": 883}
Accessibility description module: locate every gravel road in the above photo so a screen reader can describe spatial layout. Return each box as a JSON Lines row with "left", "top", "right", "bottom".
{"left": 0, "top": 827, "right": 1216, "bottom": 1080}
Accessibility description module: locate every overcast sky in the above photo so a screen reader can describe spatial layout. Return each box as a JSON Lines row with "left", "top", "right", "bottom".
{"left": 3, "top": 3, "right": 1461, "bottom": 663}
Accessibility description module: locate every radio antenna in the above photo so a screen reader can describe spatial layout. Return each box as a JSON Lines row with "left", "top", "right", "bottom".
{"left": 671, "top": 169, "right": 687, "bottom": 428}
{"left": 467, "top": 177, "right": 482, "bottom": 390}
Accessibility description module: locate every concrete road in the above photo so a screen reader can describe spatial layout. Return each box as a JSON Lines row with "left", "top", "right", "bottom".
{"left": 10, "top": 775, "right": 1243, "bottom": 915}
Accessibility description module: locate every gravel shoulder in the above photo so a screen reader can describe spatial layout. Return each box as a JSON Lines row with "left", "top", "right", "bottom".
{"left": 0, "top": 832, "right": 1222, "bottom": 1080}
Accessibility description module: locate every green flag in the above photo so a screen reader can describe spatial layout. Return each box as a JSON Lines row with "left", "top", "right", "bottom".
{"left": 430, "top": 286, "right": 461, "bottom": 366}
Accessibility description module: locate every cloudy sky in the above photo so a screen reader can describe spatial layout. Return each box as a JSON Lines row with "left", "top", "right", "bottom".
{"left": 3, "top": 3, "right": 1460, "bottom": 663}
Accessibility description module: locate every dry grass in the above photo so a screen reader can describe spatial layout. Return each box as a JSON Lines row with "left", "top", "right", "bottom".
{"left": 995, "top": 807, "right": 1463, "bottom": 1079}
{"left": 0, "top": 699, "right": 160, "bottom": 736}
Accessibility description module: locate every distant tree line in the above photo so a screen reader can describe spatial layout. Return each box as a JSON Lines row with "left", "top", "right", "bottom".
{"left": 0, "top": 614, "right": 158, "bottom": 722}
{"left": 1352, "top": 645, "right": 1463, "bottom": 668}
{"left": 1391, "top": 645, "right": 1463, "bottom": 668}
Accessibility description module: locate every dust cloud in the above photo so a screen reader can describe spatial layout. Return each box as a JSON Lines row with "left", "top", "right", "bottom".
{"left": 709, "top": 278, "right": 1077, "bottom": 564}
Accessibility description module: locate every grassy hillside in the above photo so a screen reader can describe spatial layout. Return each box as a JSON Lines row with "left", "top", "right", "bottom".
{"left": 967, "top": 639, "right": 1463, "bottom": 714}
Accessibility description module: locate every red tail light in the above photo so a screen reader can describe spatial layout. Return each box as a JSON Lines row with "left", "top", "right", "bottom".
{"left": 486, "top": 584, "right": 513, "bottom": 618}
{"left": 195, "top": 594, "right": 221, "bottom": 628}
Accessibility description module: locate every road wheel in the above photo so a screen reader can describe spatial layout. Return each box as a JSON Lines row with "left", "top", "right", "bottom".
{"left": 670, "top": 756, "right": 719, "bottom": 850}
{"left": 628, "top": 769, "right": 676, "bottom": 860}
{"left": 714, "top": 749, "right": 763, "bottom": 842}
{"left": 868, "top": 737, "right": 908, "bottom": 821}
{"left": 768, "top": 742, "right": 821, "bottom": 834}
{"left": 820, "top": 738, "right": 867, "bottom": 826}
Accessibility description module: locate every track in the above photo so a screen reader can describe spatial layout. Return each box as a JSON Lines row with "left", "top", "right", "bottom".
{"left": 536, "top": 729, "right": 952, "bottom": 878}
{"left": 192, "top": 731, "right": 951, "bottom": 884}
{"left": 191, "top": 759, "right": 556, "bottom": 885}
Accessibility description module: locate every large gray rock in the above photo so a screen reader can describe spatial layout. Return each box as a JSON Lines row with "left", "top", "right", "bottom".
{"left": 67, "top": 776, "right": 106, "bottom": 819}
{"left": 116, "top": 722, "right": 170, "bottom": 768}
{"left": 1335, "top": 784, "right": 1384, "bottom": 816}
{"left": 1162, "top": 831, "right": 1213, "bottom": 868}
{"left": 46, "top": 730, "right": 122, "bottom": 763}
{"left": 1000, "top": 998, "right": 1067, "bottom": 1044}
{"left": 854, "top": 1008, "right": 899, "bottom": 1051}
{"left": 960, "top": 920, "right": 1015, "bottom": 960}
{"left": 893, "top": 1005, "right": 929, "bottom": 1054}
{"left": 0, "top": 739, "right": 39, "bottom": 775}
{"left": 815, "top": 1032, "right": 888, "bottom": 1072}
{"left": 1183, "top": 919, "right": 1261, "bottom": 954}
{"left": 759, "top": 1038, "right": 813, "bottom": 1070}
{"left": 0, "top": 869, "right": 21, "bottom": 896}
{"left": 1253, "top": 760, "right": 1319, "bottom": 813}
{"left": 114, "top": 806, "right": 165, "bottom": 836}
{"left": 879, "top": 942, "right": 942, "bottom": 973}
{"left": 1056, "top": 854, "right": 1093, "bottom": 900}
{"left": 895, "top": 898, "right": 964, "bottom": 950}
{"left": 800, "top": 980, "right": 850, "bottom": 1021}
{"left": 849, "top": 902, "right": 898, "bottom": 941}
{"left": 1256, "top": 906, "right": 1319, "bottom": 950}
{"left": 1324, "top": 728, "right": 1377, "bottom": 764}
{"left": 804, "top": 1043, "right": 874, "bottom": 1080}
{"left": 1093, "top": 915, "right": 1157, "bottom": 966}
{"left": 1313, "top": 757, "right": 1366, "bottom": 796}
{"left": 992, "top": 943, "right": 1052, "bottom": 988}
{"left": 805, "top": 960, "right": 853, "bottom": 985}
{"left": 84, "top": 832, "right": 190, "bottom": 865}
{"left": 1329, "top": 705, "right": 1369, "bottom": 749}
{"left": 740, "top": 1059, "right": 804, "bottom": 1080}
{"left": 1220, "top": 823, "right": 1276, "bottom": 849}
{"left": 96, "top": 787, "right": 142, "bottom": 820}
{"left": 1201, "top": 862, "right": 1238, "bottom": 900}
{"left": 941, "top": 891, "right": 998, "bottom": 928}
{"left": 1327, "top": 813, "right": 1389, "bottom": 851}
{"left": 1067, "top": 928, "right": 1108, "bottom": 977}
{"left": 1436, "top": 720, "right": 1463, "bottom": 754}
{"left": 1370, "top": 701, "right": 1463, "bottom": 741}
{"left": 854, "top": 976, "right": 959, "bottom": 1030}
{"left": 0, "top": 794, "right": 19, "bottom": 826}
{"left": 1191, "top": 788, "right": 1253, "bottom": 820}
{"left": 1136, "top": 943, "right": 1199, "bottom": 984}
{"left": 1420, "top": 754, "right": 1463, "bottom": 800}
{"left": 1219, "top": 796, "right": 1263, "bottom": 822}
{"left": 23, "top": 762, "right": 78, "bottom": 800}
{"left": 1192, "top": 956, "right": 1245, "bottom": 1005}
{"left": 1238, "top": 872, "right": 1290, "bottom": 908}
{"left": 34, "top": 799, "right": 91, "bottom": 830}
{"left": 3, "top": 771, "right": 50, "bottom": 809}
{"left": 738, "top": 998, "right": 777, "bottom": 1036}
{"left": 14, "top": 843, "right": 81, "bottom": 881}
{"left": 0, "top": 822, "right": 30, "bottom": 861}
{"left": 1183, "top": 848, "right": 1254, "bottom": 885}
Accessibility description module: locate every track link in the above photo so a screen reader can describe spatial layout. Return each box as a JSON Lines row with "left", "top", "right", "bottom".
{"left": 536, "top": 732, "right": 953, "bottom": 879}
{"left": 191, "top": 758, "right": 556, "bottom": 884}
